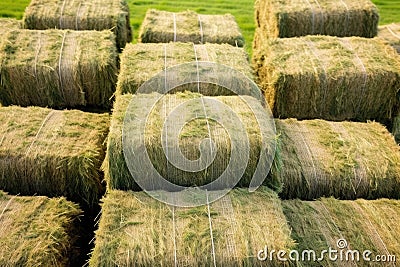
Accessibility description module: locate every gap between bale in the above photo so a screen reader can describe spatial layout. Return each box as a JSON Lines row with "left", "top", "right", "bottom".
{"left": 0, "top": 191, "right": 82, "bottom": 266}
{"left": 283, "top": 198, "right": 400, "bottom": 266}
{"left": 253, "top": 35, "right": 400, "bottom": 123}
{"left": 272, "top": 119, "right": 400, "bottom": 200}
{"left": 23, "top": 0, "right": 132, "bottom": 50}
{"left": 103, "top": 92, "right": 279, "bottom": 192}
{"left": 89, "top": 188, "right": 295, "bottom": 266}
{"left": 0, "top": 29, "right": 118, "bottom": 109}
{"left": 116, "top": 42, "right": 253, "bottom": 96}
{"left": 0, "top": 105, "right": 110, "bottom": 207}
{"left": 255, "top": 0, "right": 379, "bottom": 38}
{"left": 139, "top": 9, "right": 244, "bottom": 47}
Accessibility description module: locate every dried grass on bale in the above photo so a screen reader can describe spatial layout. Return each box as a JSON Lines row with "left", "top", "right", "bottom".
{"left": 0, "top": 18, "right": 21, "bottom": 32}
{"left": 0, "top": 106, "right": 110, "bottom": 207}
{"left": 103, "top": 92, "right": 279, "bottom": 191}
{"left": 378, "top": 23, "right": 400, "bottom": 54}
{"left": 0, "top": 190, "right": 82, "bottom": 267}
{"left": 255, "top": 0, "right": 379, "bottom": 39}
{"left": 391, "top": 116, "right": 400, "bottom": 144}
{"left": 89, "top": 188, "right": 294, "bottom": 267}
{"left": 0, "top": 29, "right": 118, "bottom": 109}
{"left": 283, "top": 198, "right": 400, "bottom": 266}
{"left": 253, "top": 35, "right": 400, "bottom": 122}
{"left": 117, "top": 42, "right": 253, "bottom": 96}
{"left": 272, "top": 119, "right": 400, "bottom": 200}
{"left": 23, "top": 0, "right": 132, "bottom": 50}
{"left": 139, "top": 9, "right": 244, "bottom": 47}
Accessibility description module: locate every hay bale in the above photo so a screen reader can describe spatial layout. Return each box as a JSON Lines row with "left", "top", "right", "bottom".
{"left": 139, "top": 9, "right": 244, "bottom": 47}
{"left": 255, "top": 0, "right": 379, "bottom": 39}
{"left": 0, "top": 18, "right": 21, "bottom": 31}
{"left": 0, "top": 105, "right": 110, "bottom": 207}
{"left": 272, "top": 119, "right": 400, "bottom": 200}
{"left": 378, "top": 23, "right": 400, "bottom": 54}
{"left": 0, "top": 191, "right": 82, "bottom": 266}
{"left": 117, "top": 42, "right": 253, "bottom": 95}
{"left": 23, "top": 0, "right": 132, "bottom": 50}
{"left": 253, "top": 35, "right": 400, "bottom": 122}
{"left": 283, "top": 198, "right": 400, "bottom": 266}
{"left": 89, "top": 188, "right": 294, "bottom": 266}
{"left": 392, "top": 116, "right": 400, "bottom": 143}
{"left": 0, "top": 29, "right": 118, "bottom": 109}
{"left": 104, "top": 92, "right": 279, "bottom": 191}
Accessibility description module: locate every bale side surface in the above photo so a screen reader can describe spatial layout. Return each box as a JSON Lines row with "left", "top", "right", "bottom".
{"left": 0, "top": 29, "right": 118, "bottom": 109}
{"left": 253, "top": 35, "right": 400, "bottom": 122}
{"left": 139, "top": 9, "right": 244, "bottom": 47}
{"left": 117, "top": 42, "right": 253, "bottom": 95}
{"left": 0, "top": 191, "right": 82, "bottom": 266}
{"left": 283, "top": 198, "right": 400, "bottom": 266}
{"left": 104, "top": 92, "right": 279, "bottom": 191}
{"left": 0, "top": 106, "right": 110, "bottom": 207}
{"left": 378, "top": 23, "right": 400, "bottom": 53}
{"left": 23, "top": 0, "right": 132, "bottom": 50}
{"left": 255, "top": 0, "right": 379, "bottom": 38}
{"left": 272, "top": 119, "right": 400, "bottom": 200}
{"left": 90, "top": 188, "right": 294, "bottom": 266}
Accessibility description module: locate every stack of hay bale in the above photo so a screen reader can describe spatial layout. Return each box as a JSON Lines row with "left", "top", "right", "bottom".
{"left": 253, "top": 0, "right": 400, "bottom": 262}
{"left": 0, "top": 0, "right": 132, "bottom": 265}
{"left": 90, "top": 9, "right": 288, "bottom": 266}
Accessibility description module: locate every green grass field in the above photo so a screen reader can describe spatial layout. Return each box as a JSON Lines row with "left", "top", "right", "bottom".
{"left": 0, "top": 0, "right": 399, "bottom": 53}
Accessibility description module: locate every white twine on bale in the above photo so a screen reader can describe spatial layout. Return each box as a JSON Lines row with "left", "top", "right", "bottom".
{"left": 75, "top": 1, "right": 83, "bottom": 30}
{"left": 339, "top": 0, "right": 351, "bottom": 34}
{"left": 339, "top": 39, "right": 368, "bottom": 116}
{"left": 198, "top": 15, "right": 204, "bottom": 44}
{"left": 305, "top": 40, "right": 328, "bottom": 116}
{"left": 58, "top": 32, "right": 68, "bottom": 102}
{"left": 173, "top": 13, "right": 177, "bottom": 42}
{"left": 0, "top": 194, "right": 19, "bottom": 222}
{"left": 303, "top": 0, "right": 316, "bottom": 34}
{"left": 386, "top": 24, "right": 400, "bottom": 40}
{"left": 312, "top": 0, "right": 324, "bottom": 34}
{"left": 206, "top": 190, "right": 217, "bottom": 267}
{"left": 59, "top": 0, "right": 67, "bottom": 28}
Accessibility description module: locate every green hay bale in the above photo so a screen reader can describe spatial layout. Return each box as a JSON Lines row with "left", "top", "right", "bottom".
{"left": 283, "top": 198, "right": 400, "bottom": 266}
{"left": 0, "top": 105, "right": 110, "bottom": 207}
{"left": 0, "top": 29, "right": 118, "bottom": 109}
{"left": 255, "top": 0, "right": 379, "bottom": 39}
{"left": 89, "top": 188, "right": 294, "bottom": 266}
{"left": 104, "top": 92, "right": 279, "bottom": 191}
{"left": 378, "top": 23, "right": 400, "bottom": 54}
{"left": 23, "top": 0, "right": 132, "bottom": 50}
{"left": 272, "top": 119, "right": 400, "bottom": 200}
{"left": 139, "top": 9, "right": 244, "bottom": 47}
{"left": 253, "top": 35, "right": 400, "bottom": 122}
{"left": 117, "top": 42, "right": 253, "bottom": 96}
{"left": 0, "top": 191, "right": 82, "bottom": 266}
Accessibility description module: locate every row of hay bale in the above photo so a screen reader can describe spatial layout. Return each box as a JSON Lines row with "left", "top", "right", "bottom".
{"left": 89, "top": 188, "right": 400, "bottom": 266}
{"left": 0, "top": 190, "right": 82, "bottom": 266}
{"left": 378, "top": 23, "right": 400, "bottom": 53}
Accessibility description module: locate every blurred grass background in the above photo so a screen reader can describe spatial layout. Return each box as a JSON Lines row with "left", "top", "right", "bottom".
{"left": 1, "top": 0, "right": 399, "bottom": 53}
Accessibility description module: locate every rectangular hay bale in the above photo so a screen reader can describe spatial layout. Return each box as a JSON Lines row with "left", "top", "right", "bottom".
{"left": 23, "top": 0, "right": 132, "bottom": 50}
{"left": 89, "top": 188, "right": 295, "bottom": 266}
{"left": 103, "top": 92, "right": 279, "bottom": 191}
{"left": 378, "top": 23, "right": 400, "bottom": 54}
{"left": 0, "top": 106, "right": 110, "bottom": 206}
{"left": 273, "top": 119, "right": 400, "bottom": 200}
{"left": 0, "top": 29, "right": 118, "bottom": 109}
{"left": 139, "top": 9, "right": 244, "bottom": 47}
{"left": 255, "top": 0, "right": 379, "bottom": 38}
{"left": 0, "top": 191, "right": 82, "bottom": 266}
{"left": 253, "top": 35, "right": 400, "bottom": 122}
{"left": 283, "top": 198, "right": 400, "bottom": 266}
{"left": 117, "top": 42, "right": 253, "bottom": 95}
